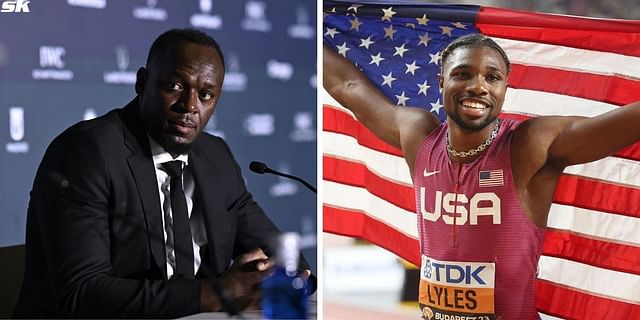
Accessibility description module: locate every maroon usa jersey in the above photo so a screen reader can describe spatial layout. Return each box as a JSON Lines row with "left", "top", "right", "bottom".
{"left": 414, "top": 119, "right": 545, "bottom": 320}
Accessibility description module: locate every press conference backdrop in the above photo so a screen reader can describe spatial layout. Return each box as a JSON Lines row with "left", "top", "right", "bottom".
{"left": 0, "top": 0, "right": 317, "bottom": 270}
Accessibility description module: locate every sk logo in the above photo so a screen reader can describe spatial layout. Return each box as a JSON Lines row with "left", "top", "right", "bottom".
{"left": 1, "top": 0, "right": 30, "bottom": 13}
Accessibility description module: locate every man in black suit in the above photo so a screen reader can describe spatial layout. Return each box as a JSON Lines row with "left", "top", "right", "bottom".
{"left": 14, "top": 28, "right": 312, "bottom": 318}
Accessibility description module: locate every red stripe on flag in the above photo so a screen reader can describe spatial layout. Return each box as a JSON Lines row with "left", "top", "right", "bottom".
{"left": 508, "top": 64, "right": 640, "bottom": 106}
{"left": 543, "top": 229, "right": 640, "bottom": 276}
{"left": 325, "top": 106, "right": 640, "bottom": 162}
{"left": 323, "top": 205, "right": 420, "bottom": 265}
{"left": 477, "top": 7, "right": 640, "bottom": 56}
{"left": 536, "top": 280, "right": 640, "bottom": 319}
{"left": 555, "top": 175, "right": 640, "bottom": 219}
{"left": 618, "top": 142, "right": 640, "bottom": 162}
{"left": 324, "top": 155, "right": 416, "bottom": 212}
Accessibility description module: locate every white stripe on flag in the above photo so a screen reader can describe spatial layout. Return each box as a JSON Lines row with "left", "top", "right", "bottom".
{"left": 323, "top": 180, "right": 419, "bottom": 238}
{"left": 538, "top": 255, "right": 640, "bottom": 304}
{"left": 547, "top": 203, "right": 640, "bottom": 246}
{"left": 503, "top": 88, "right": 618, "bottom": 117}
{"left": 539, "top": 312, "right": 565, "bottom": 320}
{"left": 324, "top": 131, "right": 412, "bottom": 185}
{"left": 563, "top": 157, "right": 640, "bottom": 187}
{"left": 494, "top": 37, "right": 640, "bottom": 79}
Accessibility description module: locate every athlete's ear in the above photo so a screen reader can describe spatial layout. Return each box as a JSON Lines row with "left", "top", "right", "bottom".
{"left": 438, "top": 73, "right": 444, "bottom": 90}
{"left": 135, "top": 67, "right": 147, "bottom": 95}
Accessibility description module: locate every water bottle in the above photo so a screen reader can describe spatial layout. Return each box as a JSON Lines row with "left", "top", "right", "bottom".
{"left": 262, "top": 232, "right": 308, "bottom": 319}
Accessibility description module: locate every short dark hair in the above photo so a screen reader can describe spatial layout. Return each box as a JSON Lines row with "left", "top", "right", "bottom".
{"left": 146, "top": 28, "right": 225, "bottom": 69}
{"left": 441, "top": 33, "right": 510, "bottom": 74}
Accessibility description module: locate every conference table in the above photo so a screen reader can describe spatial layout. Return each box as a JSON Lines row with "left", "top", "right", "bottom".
{"left": 183, "top": 296, "right": 317, "bottom": 319}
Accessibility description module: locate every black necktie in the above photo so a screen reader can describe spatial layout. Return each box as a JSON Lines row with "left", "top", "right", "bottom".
{"left": 162, "top": 160, "right": 194, "bottom": 279}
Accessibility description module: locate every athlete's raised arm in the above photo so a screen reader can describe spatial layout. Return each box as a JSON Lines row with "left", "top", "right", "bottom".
{"left": 528, "top": 100, "right": 640, "bottom": 169}
{"left": 323, "top": 45, "right": 439, "bottom": 170}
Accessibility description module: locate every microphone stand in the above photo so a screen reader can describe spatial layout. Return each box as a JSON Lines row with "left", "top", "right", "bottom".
{"left": 249, "top": 161, "right": 317, "bottom": 194}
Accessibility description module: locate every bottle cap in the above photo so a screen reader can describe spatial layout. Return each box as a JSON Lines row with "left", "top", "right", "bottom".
{"left": 276, "top": 232, "right": 300, "bottom": 276}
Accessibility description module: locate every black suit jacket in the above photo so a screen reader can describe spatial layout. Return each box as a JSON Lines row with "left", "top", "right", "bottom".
{"left": 14, "top": 100, "right": 295, "bottom": 318}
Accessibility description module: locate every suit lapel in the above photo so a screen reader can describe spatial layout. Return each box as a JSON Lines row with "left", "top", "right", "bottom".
{"left": 121, "top": 100, "right": 168, "bottom": 279}
{"left": 189, "top": 148, "right": 232, "bottom": 274}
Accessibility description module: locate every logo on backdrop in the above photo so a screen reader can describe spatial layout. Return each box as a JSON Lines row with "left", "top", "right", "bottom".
{"left": 267, "top": 59, "right": 293, "bottom": 81}
{"left": 287, "top": 6, "right": 314, "bottom": 40}
{"left": 222, "top": 53, "right": 247, "bottom": 92}
{"left": 66, "top": 0, "right": 106, "bottom": 9}
{"left": 204, "top": 114, "right": 225, "bottom": 139}
{"left": 241, "top": 1, "right": 271, "bottom": 32}
{"left": 133, "top": 0, "right": 167, "bottom": 21}
{"left": 190, "top": 0, "right": 222, "bottom": 30}
{"left": 104, "top": 46, "right": 136, "bottom": 84}
{"left": 32, "top": 46, "right": 74, "bottom": 81}
{"left": 309, "top": 73, "right": 316, "bottom": 88}
{"left": 269, "top": 162, "right": 298, "bottom": 197}
{"left": 1, "top": 0, "right": 30, "bottom": 13}
{"left": 300, "top": 215, "right": 317, "bottom": 248}
{"left": 6, "top": 107, "right": 29, "bottom": 153}
{"left": 243, "top": 113, "right": 274, "bottom": 136}
{"left": 290, "top": 112, "right": 315, "bottom": 142}
{"left": 83, "top": 108, "right": 97, "bottom": 120}
{"left": 0, "top": 41, "right": 8, "bottom": 68}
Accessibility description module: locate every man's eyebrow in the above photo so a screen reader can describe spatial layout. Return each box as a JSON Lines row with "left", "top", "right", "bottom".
{"left": 448, "top": 64, "right": 472, "bottom": 71}
{"left": 486, "top": 65, "right": 506, "bottom": 74}
{"left": 162, "top": 71, "right": 183, "bottom": 79}
{"left": 448, "top": 64, "right": 505, "bottom": 73}
{"left": 201, "top": 82, "right": 216, "bottom": 90}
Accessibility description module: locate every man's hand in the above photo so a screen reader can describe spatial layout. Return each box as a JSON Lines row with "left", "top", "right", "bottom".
{"left": 201, "top": 248, "right": 274, "bottom": 312}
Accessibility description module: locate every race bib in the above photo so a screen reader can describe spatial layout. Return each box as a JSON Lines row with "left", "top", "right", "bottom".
{"left": 419, "top": 255, "right": 496, "bottom": 320}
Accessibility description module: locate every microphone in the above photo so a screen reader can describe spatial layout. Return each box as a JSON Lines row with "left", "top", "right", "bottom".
{"left": 249, "top": 161, "right": 316, "bottom": 194}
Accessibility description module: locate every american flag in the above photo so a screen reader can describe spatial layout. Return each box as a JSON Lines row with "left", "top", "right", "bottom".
{"left": 322, "top": 1, "right": 640, "bottom": 319}
{"left": 479, "top": 169, "right": 504, "bottom": 188}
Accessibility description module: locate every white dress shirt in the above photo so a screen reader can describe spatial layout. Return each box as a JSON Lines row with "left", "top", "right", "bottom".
{"left": 148, "top": 136, "right": 207, "bottom": 279}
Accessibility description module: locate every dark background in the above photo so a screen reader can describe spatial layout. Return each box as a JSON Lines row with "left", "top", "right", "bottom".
{"left": 0, "top": 0, "right": 317, "bottom": 271}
